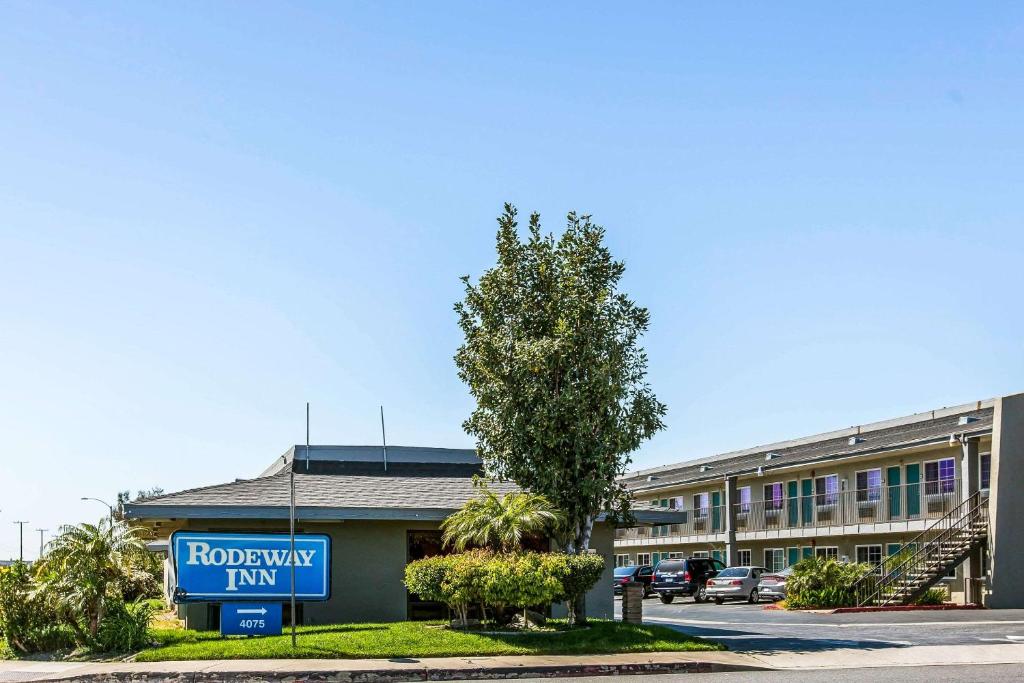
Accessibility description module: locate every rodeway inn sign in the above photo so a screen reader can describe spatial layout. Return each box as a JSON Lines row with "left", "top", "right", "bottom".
{"left": 171, "top": 532, "right": 331, "bottom": 602}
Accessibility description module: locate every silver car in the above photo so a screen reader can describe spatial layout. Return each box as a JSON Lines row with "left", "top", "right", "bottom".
{"left": 757, "top": 565, "right": 794, "bottom": 601}
{"left": 705, "top": 566, "right": 766, "bottom": 604}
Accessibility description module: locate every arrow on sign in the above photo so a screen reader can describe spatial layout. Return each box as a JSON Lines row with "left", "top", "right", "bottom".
{"left": 237, "top": 607, "right": 268, "bottom": 616}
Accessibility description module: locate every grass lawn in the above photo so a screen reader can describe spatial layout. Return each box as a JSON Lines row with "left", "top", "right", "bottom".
{"left": 137, "top": 620, "right": 723, "bottom": 661}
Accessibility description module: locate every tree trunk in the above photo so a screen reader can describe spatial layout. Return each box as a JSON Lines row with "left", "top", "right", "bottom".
{"left": 568, "top": 513, "right": 596, "bottom": 625}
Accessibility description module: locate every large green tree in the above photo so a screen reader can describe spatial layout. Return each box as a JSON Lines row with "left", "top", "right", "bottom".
{"left": 455, "top": 204, "right": 666, "bottom": 557}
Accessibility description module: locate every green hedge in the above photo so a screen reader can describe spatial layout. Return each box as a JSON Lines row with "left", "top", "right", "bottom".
{"left": 404, "top": 551, "right": 604, "bottom": 626}
{"left": 785, "top": 556, "right": 873, "bottom": 609}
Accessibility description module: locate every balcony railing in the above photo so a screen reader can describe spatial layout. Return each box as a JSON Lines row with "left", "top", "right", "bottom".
{"left": 735, "top": 479, "right": 962, "bottom": 533}
{"left": 616, "top": 506, "right": 727, "bottom": 540}
{"left": 616, "top": 479, "right": 962, "bottom": 541}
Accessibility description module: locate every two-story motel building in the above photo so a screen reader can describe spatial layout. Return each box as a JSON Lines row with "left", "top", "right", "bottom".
{"left": 616, "top": 392, "right": 1024, "bottom": 607}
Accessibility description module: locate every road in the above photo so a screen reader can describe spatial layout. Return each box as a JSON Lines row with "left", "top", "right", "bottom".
{"left": 634, "top": 598, "right": 1024, "bottom": 652}
{"left": 498, "top": 663, "right": 1024, "bottom": 682}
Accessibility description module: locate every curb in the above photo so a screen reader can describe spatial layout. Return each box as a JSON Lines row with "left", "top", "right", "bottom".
{"left": 763, "top": 603, "right": 983, "bottom": 614}
{"left": 26, "top": 660, "right": 769, "bottom": 682}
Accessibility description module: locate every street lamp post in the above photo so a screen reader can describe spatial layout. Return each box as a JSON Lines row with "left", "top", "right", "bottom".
{"left": 81, "top": 497, "right": 114, "bottom": 525}
{"left": 36, "top": 528, "right": 48, "bottom": 558}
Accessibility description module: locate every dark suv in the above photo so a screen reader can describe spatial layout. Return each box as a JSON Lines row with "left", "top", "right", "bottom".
{"left": 613, "top": 565, "right": 654, "bottom": 596}
{"left": 651, "top": 557, "right": 726, "bottom": 603}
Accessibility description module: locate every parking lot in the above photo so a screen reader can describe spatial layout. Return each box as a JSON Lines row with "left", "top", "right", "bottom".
{"left": 617, "top": 596, "right": 1024, "bottom": 652}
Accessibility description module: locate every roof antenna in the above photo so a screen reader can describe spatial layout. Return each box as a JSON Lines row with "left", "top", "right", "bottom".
{"left": 305, "top": 401, "right": 310, "bottom": 471}
{"left": 380, "top": 405, "right": 388, "bottom": 472}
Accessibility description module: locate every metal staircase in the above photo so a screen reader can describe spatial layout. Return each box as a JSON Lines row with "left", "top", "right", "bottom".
{"left": 853, "top": 491, "right": 988, "bottom": 607}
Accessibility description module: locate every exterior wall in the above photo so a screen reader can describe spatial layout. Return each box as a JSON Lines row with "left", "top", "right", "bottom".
{"left": 617, "top": 437, "right": 997, "bottom": 605}
{"left": 166, "top": 517, "right": 616, "bottom": 628}
{"left": 988, "top": 393, "right": 1024, "bottom": 608}
{"left": 614, "top": 535, "right": 971, "bottom": 601}
{"left": 171, "top": 518, "right": 435, "bottom": 628}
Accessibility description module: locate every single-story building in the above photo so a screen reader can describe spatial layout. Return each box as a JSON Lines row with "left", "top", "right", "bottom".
{"left": 125, "top": 445, "right": 677, "bottom": 629}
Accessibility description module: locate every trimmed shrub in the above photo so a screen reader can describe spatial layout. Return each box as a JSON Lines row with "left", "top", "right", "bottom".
{"left": 404, "top": 550, "right": 604, "bottom": 627}
{"left": 479, "top": 552, "right": 562, "bottom": 621}
{"left": 785, "top": 556, "right": 873, "bottom": 609}
{"left": 95, "top": 598, "right": 154, "bottom": 652}
{"left": 543, "top": 552, "right": 605, "bottom": 625}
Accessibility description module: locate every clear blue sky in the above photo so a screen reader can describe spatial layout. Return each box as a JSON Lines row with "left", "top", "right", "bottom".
{"left": 2, "top": 2, "right": 1022, "bottom": 560}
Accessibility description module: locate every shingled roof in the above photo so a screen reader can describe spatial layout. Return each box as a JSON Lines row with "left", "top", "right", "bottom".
{"left": 124, "top": 469, "right": 523, "bottom": 521}
{"left": 621, "top": 399, "right": 995, "bottom": 494}
{"left": 125, "top": 442, "right": 689, "bottom": 525}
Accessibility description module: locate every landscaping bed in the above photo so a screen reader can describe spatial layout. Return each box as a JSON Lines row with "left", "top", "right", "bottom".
{"left": 136, "top": 620, "right": 723, "bottom": 661}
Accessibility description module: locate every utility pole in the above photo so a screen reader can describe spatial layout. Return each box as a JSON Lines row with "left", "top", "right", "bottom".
{"left": 12, "top": 521, "right": 27, "bottom": 562}
{"left": 36, "top": 528, "right": 48, "bottom": 558}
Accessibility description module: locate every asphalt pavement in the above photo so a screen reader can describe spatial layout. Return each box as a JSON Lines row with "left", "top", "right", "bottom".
{"left": 496, "top": 663, "right": 1024, "bottom": 682}
{"left": 627, "top": 596, "right": 1024, "bottom": 652}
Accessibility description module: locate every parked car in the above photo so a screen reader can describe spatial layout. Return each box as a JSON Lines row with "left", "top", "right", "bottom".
{"left": 757, "top": 565, "right": 794, "bottom": 601}
{"left": 705, "top": 566, "right": 766, "bottom": 604}
{"left": 651, "top": 557, "right": 726, "bottom": 603}
{"left": 613, "top": 565, "right": 654, "bottom": 596}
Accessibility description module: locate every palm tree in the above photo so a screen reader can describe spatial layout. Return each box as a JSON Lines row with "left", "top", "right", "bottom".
{"left": 34, "top": 518, "right": 151, "bottom": 640}
{"left": 442, "top": 485, "right": 564, "bottom": 552}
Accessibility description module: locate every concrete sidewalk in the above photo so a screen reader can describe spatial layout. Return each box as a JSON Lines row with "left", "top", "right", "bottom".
{"left": 747, "top": 642, "right": 1024, "bottom": 670}
{"left": 4, "top": 644, "right": 1024, "bottom": 681}
{"left": 0, "top": 652, "right": 764, "bottom": 682}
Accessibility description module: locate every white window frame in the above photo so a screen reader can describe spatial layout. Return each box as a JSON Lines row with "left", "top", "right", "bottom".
{"left": 980, "top": 452, "right": 992, "bottom": 492}
{"left": 636, "top": 553, "right": 651, "bottom": 566}
{"left": 814, "top": 546, "right": 839, "bottom": 560}
{"left": 856, "top": 544, "right": 884, "bottom": 574}
{"left": 764, "top": 548, "right": 785, "bottom": 572}
{"left": 692, "top": 550, "right": 710, "bottom": 559}
{"left": 737, "top": 549, "right": 752, "bottom": 566}
{"left": 855, "top": 467, "right": 883, "bottom": 504}
{"left": 815, "top": 473, "right": 840, "bottom": 508}
{"left": 615, "top": 554, "right": 632, "bottom": 567}
{"left": 737, "top": 486, "right": 751, "bottom": 515}
{"left": 764, "top": 481, "right": 785, "bottom": 514}
{"left": 924, "top": 457, "right": 956, "bottom": 497}
{"left": 666, "top": 552, "right": 685, "bottom": 560}
{"left": 693, "top": 492, "right": 709, "bottom": 519}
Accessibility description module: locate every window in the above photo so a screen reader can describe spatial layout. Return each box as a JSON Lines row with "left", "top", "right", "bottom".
{"left": 815, "top": 546, "right": 838, "bottom": 560}
{"left": 692, "top": 550, "right": 710, "bottom": 559}
{"left": 693, "top": 493, "right": 709, "bottom": 518}
{"left": 815, "top": 474, "right": 839, "bottom": 506}
{"left": 674, "top": 496, "right": 685, "bottom": 510}
{"left": 764, "top": 482, "right": 784, "bottom": 511}
{"left": 615, "top": 554, "right": 632, "bottom": 567}
{"left": 737, "top": 549, "right": 751, "bottom": 566}
{"left": 980, "top": 453, "right": 991, "bottom": 491}
{"left": 738, "top": 486, "right": 751, "bottom": 514}
{"left": 856, "top": 468, "right": 882, "bottom": 502}
{"left": 856, "top": 545, "right": 883, "bottom": 573}
{"left": 637, "top": 553, "right": 651, "bottom": 566}
{"left": 665, "top": 552, "right": 684, "bottom": 560}
{"left": 925, "top": 458, "right": 956, "bottom": 495}
{"left": 764, "top": 548, "right": 785, "bottom": 572}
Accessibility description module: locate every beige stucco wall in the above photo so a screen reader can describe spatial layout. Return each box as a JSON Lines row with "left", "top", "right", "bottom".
{"left": 988, "top": 393, "right": 1024, "bottom": 608}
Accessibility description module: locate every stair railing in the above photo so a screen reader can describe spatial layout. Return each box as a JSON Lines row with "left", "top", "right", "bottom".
{"left": 853, "top": 491, "right": 987, "bottom": 607}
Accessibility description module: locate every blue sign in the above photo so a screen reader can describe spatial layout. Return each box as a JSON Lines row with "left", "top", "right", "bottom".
{"left": 221, "top": 603, "right": 282, "bottom": 637}
{"left": 171, "top": 531, "right": 331, "bottom": 602}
